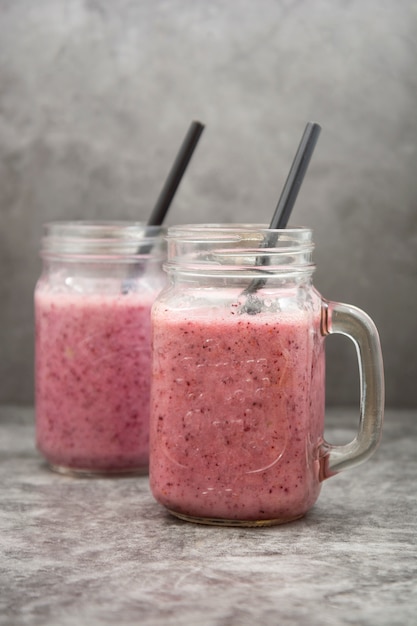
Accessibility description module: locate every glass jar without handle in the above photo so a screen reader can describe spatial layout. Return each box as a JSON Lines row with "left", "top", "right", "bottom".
{"left": 35, "top": 221, "right": 166, "bottom": 475}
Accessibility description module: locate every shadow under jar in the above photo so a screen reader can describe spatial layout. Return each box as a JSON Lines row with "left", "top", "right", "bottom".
{"left": 35, "top": 221, "right": 166, "bottom": 475}
{"left": 149, "top": 224, "right": 384, "bottom": 526}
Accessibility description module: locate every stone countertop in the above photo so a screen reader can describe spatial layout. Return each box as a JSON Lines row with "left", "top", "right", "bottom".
{"left": 0, "top": 406, "right": 416, "bottom": 626}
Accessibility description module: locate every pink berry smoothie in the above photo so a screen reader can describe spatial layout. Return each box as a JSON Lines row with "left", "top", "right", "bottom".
{"left": 149, "top": 301, "right": 325, "bottom": 523}
{"left": 35, "top": 289, "right": 156, "bottom": 473}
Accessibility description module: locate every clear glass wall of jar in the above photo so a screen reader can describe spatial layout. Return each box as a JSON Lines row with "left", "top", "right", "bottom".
{"left": 35, "top": 221, "right": 166, "bottom": 475}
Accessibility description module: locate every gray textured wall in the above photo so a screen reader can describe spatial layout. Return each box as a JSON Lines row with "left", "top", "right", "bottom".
{"left": 1, "top": 0, "right": 416, "bottom": 407}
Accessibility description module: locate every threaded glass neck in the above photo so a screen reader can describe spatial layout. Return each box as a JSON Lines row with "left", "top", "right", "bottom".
{"left": 41, "top": 221, "right": 166, "bottom": 262}
{"left": 165, "top": 224, "right": 315, "bottom": 279}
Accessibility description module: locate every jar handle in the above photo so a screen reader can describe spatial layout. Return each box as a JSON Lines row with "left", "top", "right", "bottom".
{"left": 319, "top": 301, "right": 385, "bottom": 480}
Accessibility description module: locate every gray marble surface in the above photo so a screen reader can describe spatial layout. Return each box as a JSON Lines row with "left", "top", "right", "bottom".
{"left": 0, "top": 406, "right": 416, "bottom": 626}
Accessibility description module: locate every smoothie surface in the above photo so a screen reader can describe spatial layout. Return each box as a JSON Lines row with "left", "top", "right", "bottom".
{"left": 150, "top": 300, "right": 325, "bottom": 522}
{"left": 35, "top": 290, "right": 156, "bottom": 472}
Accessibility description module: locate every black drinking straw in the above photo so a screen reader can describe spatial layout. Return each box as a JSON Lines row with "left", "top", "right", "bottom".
{"left": 268, "top": 121, "right": 321, "bottom": 231}
{"left": 136, "top": 120, "right": 204, "bottom": 254}
{"left": 242, "top": 121, "right": 321, "bottom": 308}
{"left": 124, "top": 120, "right": 205, "bottom": 290}
{"left": 146, "top": 120, "right": 205, "bottom": 227}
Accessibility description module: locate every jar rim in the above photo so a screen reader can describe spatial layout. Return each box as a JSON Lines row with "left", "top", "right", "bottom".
{"left": 43, "top": 220, "right": 166, "bottom": 236}
{"left": 166, "top": 223, "right": 311, "bottom": 238}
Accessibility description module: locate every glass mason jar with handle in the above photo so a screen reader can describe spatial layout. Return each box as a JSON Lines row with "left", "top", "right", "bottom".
{"left": 35, "top": 221, "right": 166, "bottom": 475}
{"left": 149, "top": 224, "right": 384, "bottom": 526}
